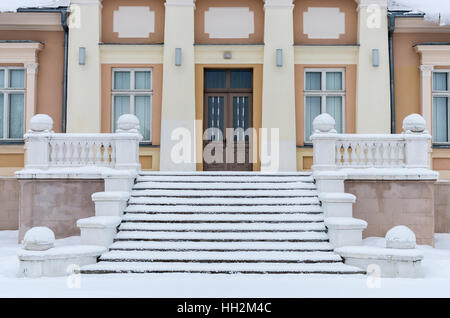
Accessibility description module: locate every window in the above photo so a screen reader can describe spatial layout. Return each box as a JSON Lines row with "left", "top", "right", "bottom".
{"left": 0, "top": 67, "right": 25, "bottom": 140}
{"left": 432, "top": 70, "right": 450, "bottom": 143}
{"left": 112, "top": 68, "right": 152, "bottom": 142}
{"left": 304, "top": 69, "right": 345, "bottom": 142}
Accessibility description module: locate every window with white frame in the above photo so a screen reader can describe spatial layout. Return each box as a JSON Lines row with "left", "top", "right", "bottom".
{"left": 304, "top": 68, "right": 345, "bottom": 142}
{"left": 0, "top": 67, "right": 25, "bottom": 140}
{"left": 112, "top": 68, "right": 152, "bottom": 142}
{"left": 432, "top": 70, "right": 450, "bottom": 144}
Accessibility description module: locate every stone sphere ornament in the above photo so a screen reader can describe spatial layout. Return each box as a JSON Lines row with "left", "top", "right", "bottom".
{"left": 312, "top": 113, "right": 336, "bottom": 133}
{"left": 23, "top": 227, "right": 55, "bottom": 251}
{"left": 385, "top": 225, "right": 416, "bottom": 249}
{"left": 116, "top": 114, "right": 140, "bottom": 132}
{"left": 402, "top": 114, "right": 426, "bottom": 133}
{"left": 29, "top": 114, "right": 53, "bottom": 132}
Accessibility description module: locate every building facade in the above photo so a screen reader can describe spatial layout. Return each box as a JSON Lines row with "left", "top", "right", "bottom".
{"left": 0, "top": 0, "right": 448, "bottom": 175}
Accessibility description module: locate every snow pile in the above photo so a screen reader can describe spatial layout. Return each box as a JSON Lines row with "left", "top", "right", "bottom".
{"left": 22, "top": 227, "right": 55, "bottom": 251}
{"left": 385, "top": 225, "right": 416, "bottom": 249}
{"left": 390, "top": 0, "right": 450, "bottom": 26}
{"left": 0, "top": 0, "right": 69, "bottom": 12}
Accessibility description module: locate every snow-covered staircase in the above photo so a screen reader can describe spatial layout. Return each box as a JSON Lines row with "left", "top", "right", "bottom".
{"left": 81, "top": 172, "right": 364, "bottom": 274}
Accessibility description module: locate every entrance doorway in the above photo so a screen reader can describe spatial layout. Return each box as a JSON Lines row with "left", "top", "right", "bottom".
{"left": 203, "top": 69, "right": 253, "bottom": 171}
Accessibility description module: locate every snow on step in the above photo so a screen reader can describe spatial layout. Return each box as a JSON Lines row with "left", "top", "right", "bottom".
{"left": 139, "top": 171, "right": 312, "bottom": 176}
{"left": 134, "top": 181, "right": 317, "bottom": 190}
{"left": 131, "top": 189, "right": 318, "bottom": 197}
{"left": 108, "top": 241, "right": 335, "bottom": 251}
{"left": 128, "top": 196, "right": 320, "bottom": 206}
{"left": 99, "top": 251, "right": 342, "bottom": 263}
{"left": 121, "top": 213, "right": 324, "bottom": 222}
{"left": 115, "top": 231, "right": 329, "bottom": 241}
{"left": 125, "top": 204, "right": 323, "bottom": 214}
{"left": 136, "top": 175, "right": 314, "bottom": 183}
{"left": 118, "top": 222, "right": 325, "bottom": 232}
{"left": 81, "top": 262, "right": 364, "bottom": 274}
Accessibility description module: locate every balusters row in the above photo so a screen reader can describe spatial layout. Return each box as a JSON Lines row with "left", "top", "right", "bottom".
{"left": 335, "top": 140, "right": 405, "bottom": 167}
{"left": 49, "top": 139, "right": 116, "bottom": 166}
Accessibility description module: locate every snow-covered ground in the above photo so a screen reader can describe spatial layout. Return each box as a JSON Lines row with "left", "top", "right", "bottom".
{"left": 1, "top": 230, "right": 450, "bottom": 298}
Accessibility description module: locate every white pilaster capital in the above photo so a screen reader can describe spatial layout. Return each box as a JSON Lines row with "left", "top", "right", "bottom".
{"left": 264, "top": 0, "right": 294, "bottom": 8}
{"left": 420, "top": 65, "right": 434, "bottom": 77}
{"left": 24, "top": 62, "right": 39, "bottom": 75}
{"left": 355, "top": 0, "right": 388, "bottom": 9}
{"left": 165, "top": 0, "right": 195, "bottom": 7}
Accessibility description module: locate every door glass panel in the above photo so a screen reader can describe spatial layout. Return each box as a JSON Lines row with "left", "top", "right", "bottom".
{"left": 9, "top": 70, "right": 25, "bottom": 89}
{"left": 135, "top": 71, "right": 151, "bottom": 90}
{"left": 305, "top": 72, "right": 321, "bottom": 90}
{"left": 135, "top": 96, "right": 151, "bottom": 141}
{"left": 433, "top": 97, "right": 448, "bottom": 142}
{"left": 233, "top": 96, "right": 249, "bottom": 141}
{"left": 326, "top": 72, "right": 343, "bottom": 91}
{"left": 305, "top": 96, "right": 321, "bottom": 141}
{"left": 207, "top": 96, "right": 224, "bottom": 141}
{"left": 433, "top": 73, "right": 448, "bottom": 91}
{"left": 326, "top": 96, "right": 343, "bottom": 133}
{"left": 0, "top": 70, "right": 4, "bottom": 88}
{"left": 114, "top": 71, "right": 130, "bottom": 90}
{"left": 113, "top": 96, "right": 130, "bottom": 130}
{"left": 0, "top": 94, "right": 3, "bottom": 138}
{"left": 230, "top": 70, "right": 252, "bottom": 89}
{"left": 205, "top": 70, "right": 226, "bottom": 89}
{"left": 8, "top": 93, "right": 24, "bottom": 139}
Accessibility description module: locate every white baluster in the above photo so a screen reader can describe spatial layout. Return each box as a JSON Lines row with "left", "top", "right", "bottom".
{"left": 350, "top": 142, "right": 357, "bottom": 166}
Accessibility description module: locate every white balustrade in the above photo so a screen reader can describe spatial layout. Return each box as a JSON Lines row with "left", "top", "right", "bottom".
{"left": 311, "top": 113, "right": 432, "bottom": 171}
{"left": 24, "top": 114, "right": 142, "bottom": 171}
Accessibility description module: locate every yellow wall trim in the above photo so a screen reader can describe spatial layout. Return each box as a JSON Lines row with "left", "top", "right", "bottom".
{"left": 100, "top": 44, "right": 164, "bottom": 64}
{"left": 194, "top": 45, "right": 264, "bottom": 65}
{"left": 294, "top": 45, "right": 359, "bottom": 65}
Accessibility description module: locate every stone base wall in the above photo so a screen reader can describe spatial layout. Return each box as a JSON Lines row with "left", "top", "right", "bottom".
{"left": 434, "top": 181, "right": 450, "bottom": 233}
{"left": 345, "top": 180, "right": 435, "bottom": 246}
{"left": 0, "top": 177, "right": 20, "bottom": 230}
{"left": 18, "top": 179, "right": 104, "bottom": 241}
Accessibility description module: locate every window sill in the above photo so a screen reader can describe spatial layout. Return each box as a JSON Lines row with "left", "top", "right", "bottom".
{"left": 139, "top": 143, "right": 159, "bottom": 147}
{"left": 433, "top": 144, "right": 450, "bottom": 149}
{"left": 0, "top": 140, "right": 24, "bottom": 145}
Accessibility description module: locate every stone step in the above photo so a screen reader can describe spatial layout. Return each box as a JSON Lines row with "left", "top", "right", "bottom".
{"left": 134, "top": 181, "right": 316, "bottom": 190}
{"left": 81, "top": 261, "right": 365, "bottom": 274}
{"left": 125, "top": 205, "right": 323, "bottom": 214}
{"left": 118, "top": 222, "right": 326, "bottom": 232}
{"left": 121, "top": 213, "right": 324, "bottom": 223}
{"left": 136, "top": 175, "right": 315, "bottom": 183}
{"left": 131, "top": 189, "right": 318, "bottom": 198}
{"left": 108, "top": 241, "right": 335, "bottom": 252}
{"left": 138, "top": 171, "right": 312, "bottom": 177}
{"left": 115, "top": 230, "right": 329, "bottom": 242}
{"left": 128, "top": 196, "right": 320, "bottom": 206}
{"left": 98, "top": 250, "right": 343, "bottom": 263}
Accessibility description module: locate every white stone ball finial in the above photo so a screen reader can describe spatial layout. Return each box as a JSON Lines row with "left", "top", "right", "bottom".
{"left": 116, "top": 114, "right": 140, "bottom": 133}
{"left": 23, "top": 226, "right": 55, "bottom": 251}
{"left": 29, "top": 114, "right": 53, "bottom": 132}
{"left": 312, "top": 113, "right": 336, "bottom": 133}
{"left": 402, "top": 114, "right": 426, "bottom": 133}
{"left": 385, "top": 225, "right": 416, "bottom": 249}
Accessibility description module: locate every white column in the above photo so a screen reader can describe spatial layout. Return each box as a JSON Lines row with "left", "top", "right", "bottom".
{"left": 159, "top": 0, "right": 196, "bottom": 171}
{"left": 355, "top": 0, "right": 391, "bottom": 133}
{"left": 261, "top": 0, "right": 297, "bottom": 171}
{"left": 24, "top": 62, "right": 39, "bottom": 132}
{"left": 419, "top": 65, "right": 434, "bottom": 133}
{"left": 67, "top": 0, "right": 102, "bottom": 133}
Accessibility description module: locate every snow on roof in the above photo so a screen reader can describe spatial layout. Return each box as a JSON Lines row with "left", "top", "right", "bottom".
{"left": 389, "top": 0, "right": 450, "bottom": 26}
{"left": 0, "top": 0, "right": 69, "bottom": 13}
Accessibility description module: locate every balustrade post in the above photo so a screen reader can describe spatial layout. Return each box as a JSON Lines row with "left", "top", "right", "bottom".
{"left": 402, "top": 114, "right": 431, "bottom": 169}
{"left": 114, "top": 114, "right": 142, "bottom": 171}
{"left": 311, "top": 114, "right": 338, "bottom": 171}
{"left": 24, "top": 114, "right": 53, "bottom": 169}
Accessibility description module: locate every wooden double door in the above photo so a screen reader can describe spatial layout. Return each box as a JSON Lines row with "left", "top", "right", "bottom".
{"left": 203, "top": 69, "right": 253, "bottom": 171}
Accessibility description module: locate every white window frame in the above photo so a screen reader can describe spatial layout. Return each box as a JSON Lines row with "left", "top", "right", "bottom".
{"left": 0, "top": 66, "right": 26, "bottom": 141}
{"left": 111, "top": 68, "right": 153, "bottom": 142}
{"left": 432, "top": 69, "right": 450, "bottom": 145}
{"left": 304, "top": 68, "right": 346, "bottom": 143}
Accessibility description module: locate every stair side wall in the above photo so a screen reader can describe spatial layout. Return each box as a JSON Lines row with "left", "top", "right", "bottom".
{"left": 17, "top": 179, "right": 104, "bottom": 242}
{"left": 345, "top": 180, "right": 435, "bottom": 246}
